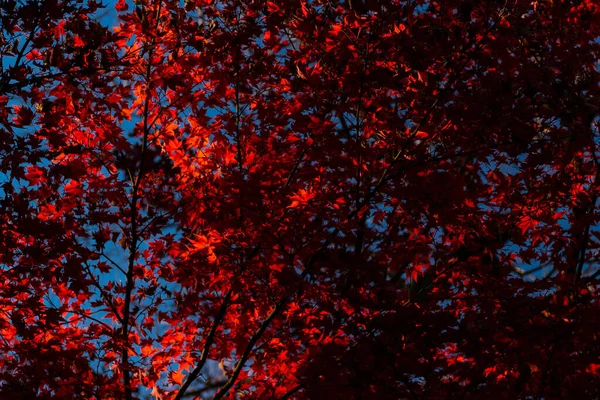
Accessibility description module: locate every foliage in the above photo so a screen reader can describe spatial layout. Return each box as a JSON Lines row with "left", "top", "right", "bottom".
{"left": 1, "top": 0, "right": 600, "bottom": 398}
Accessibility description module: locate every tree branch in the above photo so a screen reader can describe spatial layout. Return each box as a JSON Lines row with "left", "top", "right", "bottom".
{"left": 174, "top": 290, "right": 233, "bottom": 400}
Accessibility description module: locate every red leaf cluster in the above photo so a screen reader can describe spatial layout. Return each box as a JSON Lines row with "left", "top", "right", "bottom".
{"left": 1, "top": 0, "right": 600, "bottom": 399}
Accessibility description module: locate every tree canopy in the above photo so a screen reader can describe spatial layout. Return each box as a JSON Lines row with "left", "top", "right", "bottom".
{"left": 1, "top": 0, "right": 600, "bottom": 398}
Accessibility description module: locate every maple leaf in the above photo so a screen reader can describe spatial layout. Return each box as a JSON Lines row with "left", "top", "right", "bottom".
{"left": 73, "top": 35, "right": 85, "bottom": 48}
{"left": 13, "top": 106, "right": 34, "bottom": 126}
{"left": 190, "top": 235, "right": 211, "bottom": 251}
{"left": 518, "top": 216, "right": 539, "bottom": 234}
{"left": 288, "top": 188, "right": 316, "bottom": 208}
{"left": 586, "top": 364, "right": 600, "bottom": 375}
{"left": 25, "top": 166, "right": 45, "bottom": 185}
{"left": 105, "top": 92, "right": 121, "bottom": 105}
{"left": 171, "top": 370, "right": 186, "bottom": 386}
{"left": 115, "top": 0, "right": 128, "bottom": 11}
{"left": 54, "top": 20, "right": 66, "bottom": 39}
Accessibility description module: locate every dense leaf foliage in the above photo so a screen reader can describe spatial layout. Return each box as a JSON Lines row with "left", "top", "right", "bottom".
{"left": 1, "top": 0, "right": 600, "bottom": 398}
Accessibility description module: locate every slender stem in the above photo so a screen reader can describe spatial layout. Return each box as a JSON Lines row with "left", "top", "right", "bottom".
{"left": 210, "top": 244, "right": 328, "bottom": 400}
{"left": 574, "top": 143, "right": 600, "bottom": 282}
{"left": 83, "top": 262, "right": 123, "bottom": 324}
{"left": 173, "top": 290, "right": 233, "bottom": 400}
{"left": 353, "top": 43, "right": 367, "bottom": 257}
{"left": 277, "top": 384, "right": 303, "bottom": 400}
{"left": 574, "top": 197, "right": 595, "bottom": 283}
{"left": 0, "top": 1, "right": 46, "bottom": 92}
{"left": 213, "top": 298, "right": 286, "bottom": 400}
{"left": 121, "top": 3, "right": 161, "bottom": 395}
